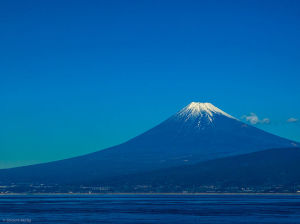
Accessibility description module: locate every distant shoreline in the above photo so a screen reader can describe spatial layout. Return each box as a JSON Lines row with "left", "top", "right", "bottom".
{"left": 1, "top": 192, "right": 300, "bottom": 196}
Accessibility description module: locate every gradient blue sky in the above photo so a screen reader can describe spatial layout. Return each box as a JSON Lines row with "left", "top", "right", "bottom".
{"left": 1, "top": 0, "right": 300, "bottom": 168}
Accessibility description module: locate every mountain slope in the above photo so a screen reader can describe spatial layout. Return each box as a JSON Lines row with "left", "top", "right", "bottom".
{"left": 0, "top": 102, "right": 297, "bottom": 184}
{"left": 102, "top": 147, "right": 300, "bottom": 192}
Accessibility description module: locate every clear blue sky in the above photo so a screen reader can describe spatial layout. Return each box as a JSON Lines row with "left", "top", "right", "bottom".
{"left": 1, "top": 0, "right": 300, "bottom": 168}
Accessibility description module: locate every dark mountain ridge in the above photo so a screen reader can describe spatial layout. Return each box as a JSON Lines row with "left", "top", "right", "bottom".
{"left": 100, "top": 147, "right": 300, "bottom": 192}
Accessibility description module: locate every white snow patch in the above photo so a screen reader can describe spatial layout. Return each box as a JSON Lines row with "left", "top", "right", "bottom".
{"left": 178, "top": 102, "right": 236, "bottom": 121}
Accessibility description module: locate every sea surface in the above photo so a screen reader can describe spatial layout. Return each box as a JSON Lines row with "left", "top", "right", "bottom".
{"left": 1, "top": 194, "right": 300, "bottom": 223}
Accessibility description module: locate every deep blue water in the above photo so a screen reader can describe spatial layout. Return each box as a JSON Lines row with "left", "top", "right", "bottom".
{"left": 1, "top": 194, "right": 300, "bottom": 223}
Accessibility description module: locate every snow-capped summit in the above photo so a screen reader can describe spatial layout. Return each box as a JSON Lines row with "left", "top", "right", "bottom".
{"left": 173, "top": 102, "right": 236, "bottom": 128}
{"left": 0, "top": 101, "right": 297, "bottom": 185}
{"left": 177, "top": 102, "right": 235, "bottom": 120}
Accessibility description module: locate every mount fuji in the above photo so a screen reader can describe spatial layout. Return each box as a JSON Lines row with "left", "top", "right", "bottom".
{"left": 0, "top": 102, "right": 298, "bottom": 185}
